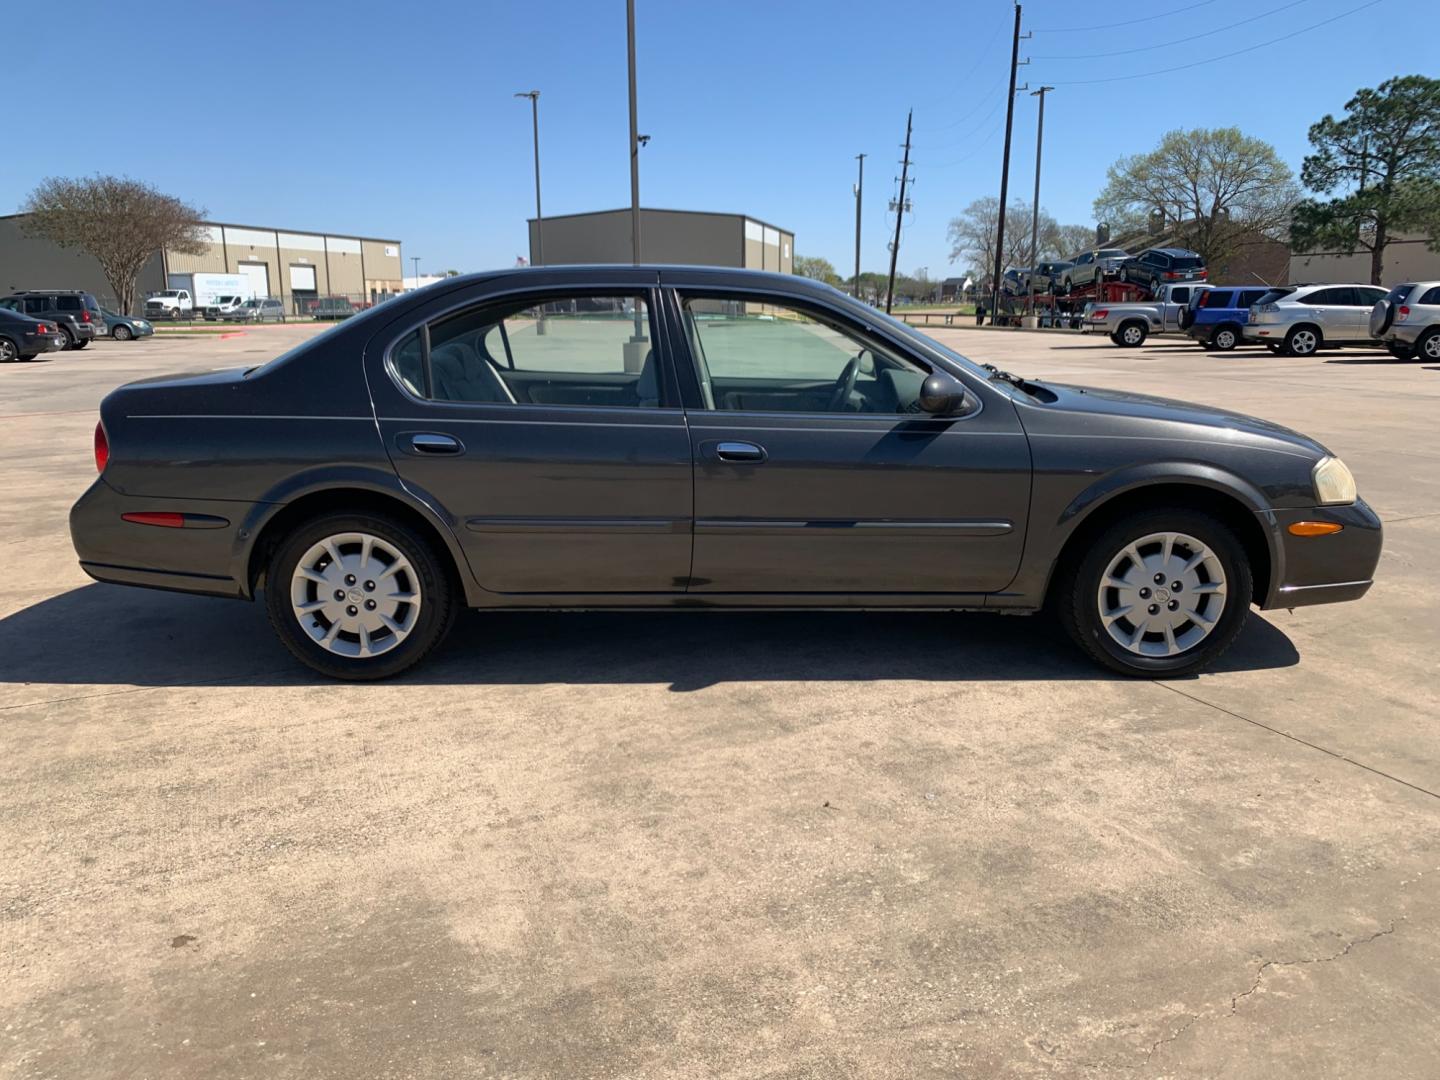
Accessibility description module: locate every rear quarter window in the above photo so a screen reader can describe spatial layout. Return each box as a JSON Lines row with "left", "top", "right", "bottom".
{"left": 1206, "top": 290, "right": 1234, "bottom": 308}
{"left": 1419, "top": 286, "right": 1440, "bottom": 305}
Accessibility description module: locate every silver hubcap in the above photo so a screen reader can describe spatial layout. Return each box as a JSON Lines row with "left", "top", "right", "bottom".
{"left": 289, "top": 532, "right": 421, "bottom": 658}
{"left": 1123, "top": 327, "right": 1142, "bottom": 345}
{"left": 0, "top": 340, "right": 15, "bottom": 361}
{"left": 1216, "top": 330, "right": 1235, "bottom": 349}
{"left": 1290, "top": 330, "right": 1317, "bottom": 354}
{"left": 1424, "top": 336, "right": 1440, "bottom": 359}
{"left": 1097, "top": 531, "right": 1227, "bottom": 657}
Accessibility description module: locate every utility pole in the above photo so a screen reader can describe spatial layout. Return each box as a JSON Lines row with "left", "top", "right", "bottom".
{"left": 627, "top": 0, "right": 641, "bottom": 268}
{"left": 1026, "top": 85, "right": 1053, "bottom": 321}
{"left": 991, "top": 1, "right": 1026, "bottom": 323}
{"left": 884, "top": 110, "right": 912, "bottom": 315}
{"left": 514, "top": 91, "right": 543, "bottom": 266}
{"left": 410, "top": 256, "right": 420, "bottom": 289}
{"left": 853, "top": 153, "right": 866, "bottom": 300}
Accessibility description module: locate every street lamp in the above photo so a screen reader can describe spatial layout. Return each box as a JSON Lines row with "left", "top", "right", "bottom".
{"left": 514, "top": 90, "right": 543, "bottom": 267}
{"left": 410, "top": 256, "right": 420, "bottom": 290}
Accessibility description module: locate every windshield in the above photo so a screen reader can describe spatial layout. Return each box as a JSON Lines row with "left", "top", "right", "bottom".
{"left": 157, "top": 290, "right": 179, "bottom": 297}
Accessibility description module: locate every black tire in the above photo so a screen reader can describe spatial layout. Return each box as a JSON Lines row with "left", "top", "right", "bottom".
{"left": 72, "top": 339, "right": 89, "bottom": 350}
{"left": 0, "top": 336, "right": 18, "bottom": 362}
{"left": 1057, "top": 508, "right": 1252, "bottom": 678}
{"left": 1149, "top": 274, "right": 1160, "bottom": 294}
{"left": 1113, "top": 320, "right": 1148, "bottom": 347}
{"left": 264, "top": 512, "right": 457, "bottom": 680}
{"left": 1417, "top": 328, "right": 1440, "bottom": 363}
{"left": 1282, "top": 324, "right": 1321, "bottom": 357}
{"left": 1265, "top": 342, "right": 1283, "bottom": 355}
{"left": 112, "top": 324, "right": 133, "bottom": 341}
{"left": 1211, "top": 324, "right": 1240, "bottom": 351}
{"left": 1388, "top": 342, "right": 1415, "bottom": 360}
{"left": 56, "top": 326, "right": 75, "bottom": 350}
{"left": 1200, "top": 341, "right": 1218, "bottom": 351}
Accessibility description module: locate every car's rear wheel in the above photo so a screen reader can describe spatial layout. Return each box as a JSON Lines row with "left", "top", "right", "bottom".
{"left": 56, "top": 327, "right": 75, "bottom": 350}
{"left": 1113, "top": 321, "right": 1148, "bottom": 347}
{"left": 1418, "top": 329, "right": 1440, "bottom": 362}
{"left": 72, "top": 339, "right": 89, "bottom": 350}
{"left": 1388, "top": 342, "right": 1415, "bottom": 360}
{"left": 112, "top": 324, "right": 133, "bottom": 341}
{"left": 1212, "top": 325, "right": 1239, "bottom": 351}
{"left": 1283, "top": 325, "right": 1320, "bottom": 356}
{"left": 0, "top": 337, "right": 17, "bottom": 362}
{"left": 1059, "top": 509, "right": 1251, "bottom": 677}
{"left": 265, "top": 513, "right": 457, "bottom": 680}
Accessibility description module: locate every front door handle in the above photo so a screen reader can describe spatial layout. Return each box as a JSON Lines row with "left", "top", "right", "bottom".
{"left": 715, "top": 440, "right": 767, "bottom": 463}
{"left": 406, "top": 432, "right": 464, "bottom": 455}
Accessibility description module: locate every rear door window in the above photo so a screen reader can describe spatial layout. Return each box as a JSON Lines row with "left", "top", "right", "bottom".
{"left": 1205, "top": 290, "right": 1234, "bottom": 308}
{"left": 22, "top": 297, "right": 51, "bottom": 314}
{"left": 1354, "top": 286, "right": 1388, "bottom": 306}
{"left": 56, "top": 296, "right": 82, "bottom": 311}
{"left": 1306, "top": 288, "right": 1347, "bottom": 305}
{"left": 1237, "top": 290, "right": 1266, "bottom": 307}
{"left": 1419, "top": 287, "right": 1440, "bottom": 305}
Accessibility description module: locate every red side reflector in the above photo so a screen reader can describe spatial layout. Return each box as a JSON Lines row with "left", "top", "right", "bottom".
{"left": 94, "top": 422, "right": 109, "bottom": 472}
{"left": 122, "top": 512, "right": 185, "bottom": 528}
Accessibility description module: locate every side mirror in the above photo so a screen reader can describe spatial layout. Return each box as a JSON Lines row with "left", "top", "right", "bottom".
{"left": 918, "top": 371, "right": 967, "bottom": 415}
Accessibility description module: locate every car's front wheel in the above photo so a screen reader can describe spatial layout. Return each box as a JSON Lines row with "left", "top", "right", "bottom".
{"left": 264, "top": 512, "right": 457, "bottom": 680}
{"left": 1417, "top": 328, "right": 1440, "bottom": 362}
{"left": 1212, "top": 325, "right": 1240, "bottom": 351}
{"left": 1059, "top": 509, "right": 1251, "bottom": 677}
{"left": 112, "top": 324, "right": 133, "bottom": 341}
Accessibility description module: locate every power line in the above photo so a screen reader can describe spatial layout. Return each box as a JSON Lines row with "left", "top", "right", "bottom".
{"left": 1034, "top": 0, "right": 1220, "bottom": 32}
{"left": 1050, "top": 0, "right": 1383, "bottom": 86}
{"left": 1034, "top": 0, "right": 1310, "bottom": 59}
{"left": 916, "top": 72, "right": 1007, "bottom": 134}
{"left": 925, "top": 113, "right": 1008, "bottom": 170}
{"left": 924, "top": 93, "right": 1006, "bottom": 153}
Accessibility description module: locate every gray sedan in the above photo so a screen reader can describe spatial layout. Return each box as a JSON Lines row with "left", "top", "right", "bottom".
{"left": 71, "top": 266, "right": 1381, "bottom": 680}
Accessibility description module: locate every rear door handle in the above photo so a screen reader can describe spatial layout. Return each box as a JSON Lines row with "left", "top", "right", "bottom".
{"left": 714, "top": 440, "right": 767, "bottom": 463}
{"left": 405, "top": 432, "right": 464, "bottom": 455}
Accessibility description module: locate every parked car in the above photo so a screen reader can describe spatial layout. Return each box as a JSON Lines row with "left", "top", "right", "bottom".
{"left": 1081, "top": 282, "right": 1210, "bottom": 346}
{"left": 0, "top": 307, "right": 66, "bottom": 362}
{"left": 222, "top": 298, "right": 286, "bottom": 322}
{"left": 203, "top": 295, "right": 250, "bottom": 321}
{"left": 1369, "top": 282, "right": 1440, "bottom": 361}
{"left": 71, "top": 266, "right": 1381, "bottom": 681}
{"left": 144, "top": 289, "right": 194, "bottom": 320}
{"left": 1024, "top": 260, "right": 1073, "bottom": 295}
{"left": 1120, "top": 247, "right": 1208, "bottom": 291}
{"left": 101, "top": 309, "right": 154, "bottom": 341}
{"left": 0, "top": 290, "right": 103, "bottom": 349}
{"left": 1242, "top": 284, "right": 1389, "bottom": 355}
{"left": 312, "top": 297, "right": 357, "bottom": 321}
{"left": 1059, "top": 249, "right": 1130, "bottom": 294}
{"left": 1181, "top": 286, "right": 1270, "bottom": 351}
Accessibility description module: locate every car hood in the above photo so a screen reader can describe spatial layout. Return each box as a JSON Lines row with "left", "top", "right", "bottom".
{"left": 1029, "top": 380, "right": 1329, "bottom": 457}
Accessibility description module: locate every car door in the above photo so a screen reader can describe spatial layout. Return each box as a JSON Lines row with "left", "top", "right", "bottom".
{"left": 670, "top": 284, "right": 1030, "bottom": 595}
{"left": 365, "top": 274, "right": 694, "bottom": 594}
{"left": 1351, "top": 286, "right": 1387, "bottom": 339}
{"left": 1304, "top": 287, "right": 1350, "bottom": 339}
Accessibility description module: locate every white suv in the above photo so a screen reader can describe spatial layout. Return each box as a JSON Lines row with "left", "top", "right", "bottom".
{"left": 1243, "top": 283, "right": 1389, "bottom": 355}
{"left": 1369, "top": 282, "right": 1440, "bottom": 361}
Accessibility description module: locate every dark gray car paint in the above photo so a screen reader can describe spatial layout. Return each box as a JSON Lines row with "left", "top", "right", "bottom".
{"left": 70, "top": 265, "right": 1382, "bottom": 615}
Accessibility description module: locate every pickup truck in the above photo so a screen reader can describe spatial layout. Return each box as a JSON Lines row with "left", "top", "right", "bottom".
{"left": 1082, "top": 282, "right": 1210, "bottom": 346}
{"left": 144, "top": 289, "right": 194, "bottom": 320}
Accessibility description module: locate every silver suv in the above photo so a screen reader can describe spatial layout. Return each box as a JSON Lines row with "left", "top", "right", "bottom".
{"left": 1242, "top": 283, "right": 1389, "bottom": 355}
{"left": 1369, "top": 282, "right": 1440, "bottom": 361}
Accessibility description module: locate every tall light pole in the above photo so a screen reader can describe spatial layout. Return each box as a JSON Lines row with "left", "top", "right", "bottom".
{"left": 410, "top": 256, "right": 420, "bottom": 290}
{"left": 1027, "top": 86, "right": 1053, "bottom": 321}
{"left": 514, "top": 90, "right": 543, "bottom": 267}
{"left": 991, "top": 1, "right": 1025, "bottom": 323}
{"left": 853, "top": 153, "right": 866, "bottom": 299}
{"left": 627, "top": 0, "right": 641, "bottom": 269}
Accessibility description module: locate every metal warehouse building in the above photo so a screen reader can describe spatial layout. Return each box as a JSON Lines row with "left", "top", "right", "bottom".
{"left": 528, "top": 208, "right": 793, "bottom": 272}
{"left": 0, "top": 214, "right": 404, "bottom": 313}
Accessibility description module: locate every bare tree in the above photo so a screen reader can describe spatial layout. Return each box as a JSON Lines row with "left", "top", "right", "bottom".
{"left": 947, "top": 197, "right": 1087, "bottom": 272}
{"left": 1093, "top": 128, "right": 1298, "bottom": 268}
{"left": 1053, "top": 223, "right": 1096, "bottom": 259}
{"left": 22, "top": 175, "right": 209, "bottom": 314}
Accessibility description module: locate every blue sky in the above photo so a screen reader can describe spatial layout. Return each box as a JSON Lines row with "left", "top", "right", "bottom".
{"left": 3, "top": 0, "right": 1420, "bottom": 279}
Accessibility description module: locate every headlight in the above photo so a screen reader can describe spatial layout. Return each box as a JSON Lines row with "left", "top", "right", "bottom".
{"left": 1312, "top": 456, "right": 1356, "bottom": 505}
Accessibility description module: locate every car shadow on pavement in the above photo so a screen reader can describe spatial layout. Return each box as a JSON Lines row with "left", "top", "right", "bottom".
{"left": 1, "top": 583, "right": 1299, "bottom": 691}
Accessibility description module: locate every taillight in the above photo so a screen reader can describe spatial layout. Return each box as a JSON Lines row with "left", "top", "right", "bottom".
{"left": 1397, "top": 306, "right": 1410, "bottom": 321}
{"left": 80, "top": 310, "right": 92, "bottom": 322}
{"left": 1199, "top": 292, "right": 1212, "bottom": 307}
{"left": 1164, "top": 271, "right": 1180, "bottom": 280}
{"left": 94, "top": 422, "right": 108, "bottom": 473}
{"left": 36, "top": 322, "right": 51, "bottom": 333}
{"left": 1092, "top": 309, "right": 1109, "bottom": 319}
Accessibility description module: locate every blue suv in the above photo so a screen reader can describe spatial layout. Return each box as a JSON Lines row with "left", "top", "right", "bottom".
{"left": 1181, "top": 286, "right": 1270, "bottom": 351}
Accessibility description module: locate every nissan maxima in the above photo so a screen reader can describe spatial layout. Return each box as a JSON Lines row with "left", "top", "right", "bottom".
{"left": 70, "top": 267, "right": 1382, "bottom": 680}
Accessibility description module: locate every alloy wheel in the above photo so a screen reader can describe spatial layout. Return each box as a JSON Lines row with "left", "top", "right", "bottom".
{"left": 1096, "top": 531, "right": 1227, "bottom": 657}
{"left": 289, "top": 532, "right": 421, "bottom": 658}
{"left": 113, "top": 325, "right": 132, "bottom": 341}
{"left": 1214, "top": 328, "right": 1236, "bottom": 350}
{"left": 1122, "top": 325, "right": 1144, "bottom": 346}
{"left": 1289, "top": 329, "right": 1317, "bottom": 355}
{"left": 0, "top": 338, "right": 16, "bottom": 362}
{"left": 1423, "top": 333, "right": 1440, "bottom": 360}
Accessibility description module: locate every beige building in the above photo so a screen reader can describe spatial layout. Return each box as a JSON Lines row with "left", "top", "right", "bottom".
{"left": 1289, "top": 234, "right": 1440, "bottom": 287}
{"left": 0, "top": 214, "right": 404, "bottom": 313}
{"left": 528, "top": 208, "right": 793, "bottom": 273}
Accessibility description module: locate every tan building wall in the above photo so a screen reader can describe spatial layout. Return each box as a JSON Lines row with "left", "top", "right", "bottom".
{"left": 1289, "top": 235, "right": 1440, "bottom": 287}
{"left": 361, "top": 239, "right": 404, "bottom": 299}
{"left": 527, "top": 209, "right": 793, "bottom": 272}
{"left": 0, "top": 214, "right": 164, "bottom": 308}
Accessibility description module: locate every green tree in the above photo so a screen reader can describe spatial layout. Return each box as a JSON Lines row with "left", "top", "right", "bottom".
{"left": 794, "top": 254, "right": 841, "bottom": 285}
{"left": 1093, "top": 128, "right": 1298, "bottom": 268}
{"left": 22, "top": 175, "right": 209, "bottom": 315}
{"left": 1291, "top": 75, "right": 1440, "bottom": 285}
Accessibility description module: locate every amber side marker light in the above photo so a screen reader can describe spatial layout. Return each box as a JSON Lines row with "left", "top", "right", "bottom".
{"left": 1288, "top": 521, "right": 1344, "bottom": 537}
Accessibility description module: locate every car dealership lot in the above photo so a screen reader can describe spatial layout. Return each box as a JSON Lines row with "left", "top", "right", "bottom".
{"left": 3, "top": 329, "right": 1438, "bottom": 1077}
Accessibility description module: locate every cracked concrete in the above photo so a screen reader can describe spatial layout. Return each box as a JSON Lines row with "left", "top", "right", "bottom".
{"left": 3, "top": 327, "right": 1439, "bottom": 1078}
